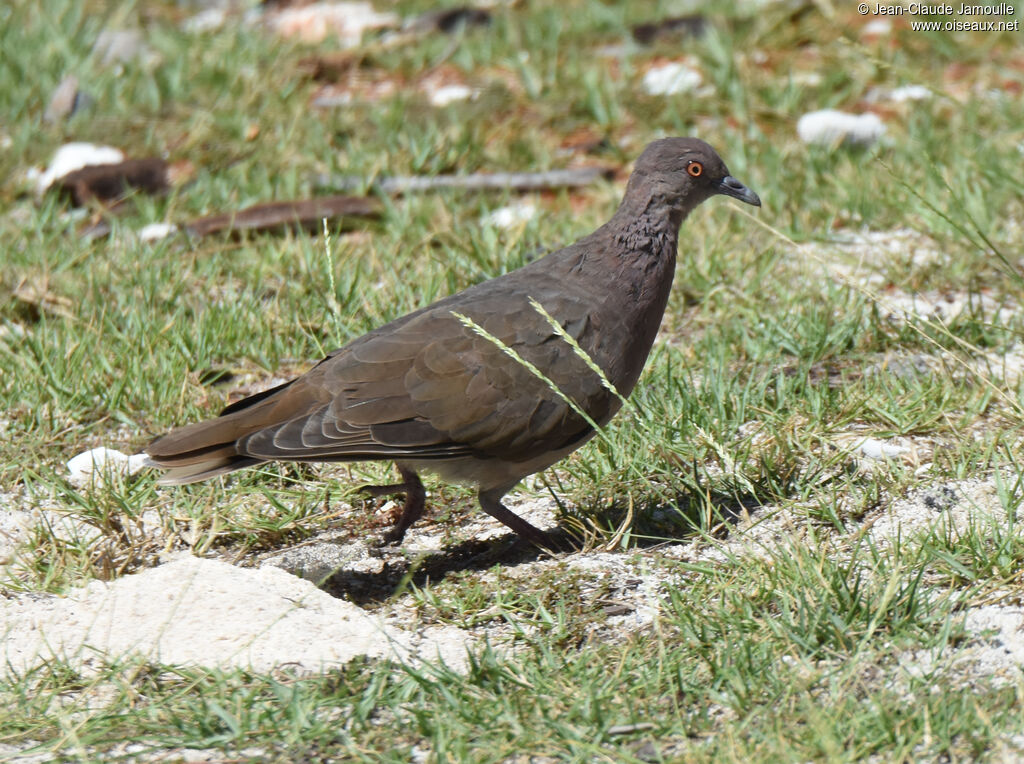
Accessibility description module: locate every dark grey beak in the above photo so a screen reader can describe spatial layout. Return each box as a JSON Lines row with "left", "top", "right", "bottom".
{"left": 717, "top": 175, "right": 761, "bottom": 207}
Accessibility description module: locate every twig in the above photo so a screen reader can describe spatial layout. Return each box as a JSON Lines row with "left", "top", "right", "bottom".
{"left": 315, "top": 167, "right": 614, "bottom": 195}
{"left": 184, "top": 196, "right": 380, "bottom": 237}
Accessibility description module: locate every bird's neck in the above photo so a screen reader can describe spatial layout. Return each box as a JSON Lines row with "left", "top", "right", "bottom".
{"left": 608, "top": 189, "right": 684, "bottom": 259}
{"left": 600, "top": 197, "right": 682, "bottom": 337}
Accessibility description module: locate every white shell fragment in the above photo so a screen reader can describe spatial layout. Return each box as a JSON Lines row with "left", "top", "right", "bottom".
{"left": 856, "top": 438, "right": 911, "bottom": 460}
{"left": 797, "top": 109, "right": 886, "bottom": 147}
{"left": 66, "top": 447, "right": 149, "bottom": 486}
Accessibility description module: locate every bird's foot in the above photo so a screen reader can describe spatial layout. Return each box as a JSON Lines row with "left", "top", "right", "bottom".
{"left": 377, "top": 525, "right": 407, "bottom": 545}
{"left": 360, "top": 467, "right": 426, "bottom": 546}
{"left": 477, "top": 487, "right": 569, "bottom": 553}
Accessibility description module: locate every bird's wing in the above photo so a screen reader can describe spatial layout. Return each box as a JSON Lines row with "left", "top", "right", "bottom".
{"left": 237, "top": 289, "right": 615, "bottom": 464}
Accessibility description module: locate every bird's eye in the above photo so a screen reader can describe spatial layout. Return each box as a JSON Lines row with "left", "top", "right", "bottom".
{"left": 687, "top": 161, "right": 703, "bottom": 178}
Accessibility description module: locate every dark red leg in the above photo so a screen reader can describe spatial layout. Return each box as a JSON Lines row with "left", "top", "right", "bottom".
{"left": 478, "top": 485, "right": 560, "bottom": 551}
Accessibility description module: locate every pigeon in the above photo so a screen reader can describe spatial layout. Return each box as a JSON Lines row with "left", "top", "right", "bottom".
{"left": 145, "top": 137, "right": 760, "bottom": 549}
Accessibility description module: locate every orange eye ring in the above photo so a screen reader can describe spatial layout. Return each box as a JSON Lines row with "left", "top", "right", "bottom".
{"left": 687, "top": 161, "right": 703, "bottom": 178}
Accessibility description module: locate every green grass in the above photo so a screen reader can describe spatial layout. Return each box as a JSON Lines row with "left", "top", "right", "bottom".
{"left": 2, "top": 0, "right": 1024, "bottom": 759}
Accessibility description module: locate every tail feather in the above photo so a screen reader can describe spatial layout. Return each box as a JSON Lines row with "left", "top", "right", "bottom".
{"left": 145, "top": 438, "right": 238, "bottom": 467}
{"left": 153, "top": 456, "right": 263, "bottom": 485}
{"left": 145, "top": 373, "right": 330, "bottom": 484}
{"left": 145, "top": 386, "right": 304, "bottom": 483}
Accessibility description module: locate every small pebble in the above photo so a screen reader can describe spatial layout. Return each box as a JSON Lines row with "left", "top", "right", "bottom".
{"left": 44, "top": 75, "right": 90, "bottom": 123}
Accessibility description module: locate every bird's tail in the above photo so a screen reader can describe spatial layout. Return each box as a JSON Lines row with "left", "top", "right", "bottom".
{"left": 145, "top": 417, "right": 265, "bottom": 485}
{"left": 145, "top": 379, "right": 297, "bottom": 485}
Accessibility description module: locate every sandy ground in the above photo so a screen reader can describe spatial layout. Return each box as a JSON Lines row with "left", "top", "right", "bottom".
{"left": 3, "top": 474, "right": 1024, "bottom": 690}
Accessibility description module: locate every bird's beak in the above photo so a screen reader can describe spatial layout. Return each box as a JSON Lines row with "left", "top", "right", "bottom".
{"left": 717, "top": 175, "right": 761, "bottom": 207}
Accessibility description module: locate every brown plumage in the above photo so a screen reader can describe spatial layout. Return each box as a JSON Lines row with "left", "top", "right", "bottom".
{"left": 145, "top": 137, "right": 760, "bottom": 549}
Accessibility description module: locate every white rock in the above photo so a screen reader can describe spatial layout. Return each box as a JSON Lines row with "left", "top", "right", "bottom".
{"left": 0, "top": 556, "right": 473, "bottom": 677}
{"left": 797, "top": 109, "right": 886, "bottom": 147}
{"left": 428, "top": 84, "right": 475, "bottom": 107}
{"left": 266, "top": 1, "right": 398, "bottom": 46}
{"left": 642, "top": 62, "right": 703, "bottom": 96}
{"left": 66, "top": 447, "right": 148, "bottom": 486}
{"left": 138, "top": 222, "right": 178, "bottom": 242}
{"left": 482, "top": 202, "right": 537, "bottom": 229}
{"left": 32, "top": 142, "right": 125, "bottom": 195}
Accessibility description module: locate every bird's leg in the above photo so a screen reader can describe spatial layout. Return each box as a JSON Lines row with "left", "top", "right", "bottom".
{"left": 360, "top": 466, "right": 426, "bottom": 543}
{"left": 478, "top": 486, "right": 560, "bottom": 551}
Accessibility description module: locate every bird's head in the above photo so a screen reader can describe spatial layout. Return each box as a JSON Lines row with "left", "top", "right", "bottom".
{"left": 626, "top": 137, "right": 761, "bottom": 217}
